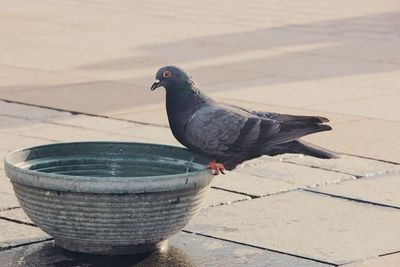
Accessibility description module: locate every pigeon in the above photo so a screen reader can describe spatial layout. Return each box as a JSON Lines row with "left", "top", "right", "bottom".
{"left": 151, "top": 66, "right": 338, "bottom": 174}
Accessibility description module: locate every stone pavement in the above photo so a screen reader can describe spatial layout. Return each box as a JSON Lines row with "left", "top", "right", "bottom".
{"left": 1, "top": 0, "right": 400, "bottom": 266}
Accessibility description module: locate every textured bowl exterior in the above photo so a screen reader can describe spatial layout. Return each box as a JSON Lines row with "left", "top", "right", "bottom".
{"left": 12, "top": 183, "right": 209, "bottom": 254}
{"left": 4, "top": 142, "right": 213, "bottom": 254}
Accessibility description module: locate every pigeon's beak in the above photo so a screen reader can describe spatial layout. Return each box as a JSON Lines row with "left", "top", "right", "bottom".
{"left": 151, "top": 79, "right": 161, "bottom": 91}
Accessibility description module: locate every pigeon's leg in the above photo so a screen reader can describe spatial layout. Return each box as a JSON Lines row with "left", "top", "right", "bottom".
{"left": 205, "top": 160, "right": 226, "bottom": 175}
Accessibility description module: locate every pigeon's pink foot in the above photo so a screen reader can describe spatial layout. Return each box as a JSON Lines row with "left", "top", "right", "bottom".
{"left": 206, "top": 160, "right": 226, "bottom": 175}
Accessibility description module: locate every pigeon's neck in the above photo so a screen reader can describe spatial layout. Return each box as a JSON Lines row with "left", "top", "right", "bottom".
{"left": 165, "top": 84, "right": 212, "bottom": 143}
{"left": 166, "top": 86, "right": 209, "bottom": 120}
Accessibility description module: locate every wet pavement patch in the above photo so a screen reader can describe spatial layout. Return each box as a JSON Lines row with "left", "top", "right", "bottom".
{"left": 0, "top": 232, "right": 333, "bottom": 267}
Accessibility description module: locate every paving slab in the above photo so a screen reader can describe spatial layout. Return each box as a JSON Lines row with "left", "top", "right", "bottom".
{"left": 0, "top": 194, "right": 19, "bottom": 211}
{"left": 224, "top": 54, "right": 397, "bottom": 92}
{"left": 0, "top": 101, "right": 71, "bottom": 122}
{"left": 110, "top": 107, "right": 169, "bottom": 127}
{"left": 236, "top": 160, "right": 354, "bottom": 187}
{"left": 15, "top": 123, "right": 151, "bottom": 144}
{"left": 0, "top": 232, "right": 333, "bottom": 267}
{"left": 342, "top": 253, "right": 400, "bottom": 267}
{"left": 237, "top": 154, "right": 292, "bottom": 167}
{"left": 0, "top": 81, "right": 164, "bottom": 115}
{"left": 9, "top": 123, "right": 106, "bottom": 141}
{"left": 2, "top": 12, "right": 189, "bottom": 52}
{"left": 212, "top": 171, "right": 298, "bottom": 197}
{"left": 0, "top": 117, "right": 61, "bottom": 142}
{"left": 0, "top": 115, "right": 45, "bottom": 131}
{"left": 53, "top": 114, "right": 141, "bottom": 131}
{"left": 0, "top": 219, "right": 48, "bottom": 250}
{"left": 0, "top": 174, "right": 13, "bottom": 194}
{"left": 0, "top": 37, "right": 113, "bottom": 73}
{"left": 0, "top": 208, "right": 31, "bottom": 224}
{"left": 0, "top": 107, "right": 173, "bottom": 145}
{"left": 205, "top": 75, "right": 294, "bottom": 94}
{"left": 0, "top": 65, "right": 93, "bottom": 94}
{"left": 283, "top": 154, "right": 400, "bottom": 177}
{"left": 204, "top": 188, "right": 251, "bottom": 208}
{"left": 310, "top": 174, "right": 400, "bottom": 208}
{"left": 186, "top": 190, "right": 400, "bottom": 264}
{"left": 301, "top": 118, "right": 400, "bottom": 164}
{"left": 105, "top": 103, "right": 164, "bottom": 117}
{"left": 327, "top": 71, "right": 400, "bottom": 92}
{"left": 118, "top": 125, "right": 182, "bottom": 146}
{"left": 310, "top": 92, "right": 400, "bottom": 122}
{"left": 294, "top": 38, "right": 400, "bottom": 63}
{"left": 211, "top": 78, "right": 395, "bottom": 110}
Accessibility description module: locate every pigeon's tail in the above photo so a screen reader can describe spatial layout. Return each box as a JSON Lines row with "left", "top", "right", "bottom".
{"left": 261, "top": 140, "right": 339, "bottom": 159}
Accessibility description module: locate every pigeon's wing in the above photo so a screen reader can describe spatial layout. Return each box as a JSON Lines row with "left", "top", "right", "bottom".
{"left": 227, "top": 103, "right": 329, "bottom": 123}
{"left": 254, "top": 112, "right": 329, "bottom": 124}
{"left": 224, "top": 103, "right": 332, "bottom": 145}
{"left": 183, "top": 105, "right": 280, "bottom": 156}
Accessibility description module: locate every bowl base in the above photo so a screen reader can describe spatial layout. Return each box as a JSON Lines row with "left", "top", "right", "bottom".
{"left": 55, "top": 239, "right": 168, "bottom": 255}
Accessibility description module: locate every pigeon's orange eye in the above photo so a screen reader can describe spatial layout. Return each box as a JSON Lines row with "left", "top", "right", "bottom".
{"left": 163, "top": 70, "right": 172, "bottom": 78}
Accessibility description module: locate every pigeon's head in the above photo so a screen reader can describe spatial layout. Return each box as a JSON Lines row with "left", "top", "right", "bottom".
{"left": 151, "top": 66, "right": 194, "bottom": 92}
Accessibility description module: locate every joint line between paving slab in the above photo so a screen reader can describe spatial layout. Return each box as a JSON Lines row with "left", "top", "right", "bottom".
{"left": 340, "top": 152, "right": 400, "bottom": 166}
{"left": 304, "top": 189, "right": 400, "bottom": 210}
{"left": 283, "top": 158, "right": 399, "bottom": 178}
{"left": 212, "top": 179, "right": 369, "bottom": 206}
{"left": 203, "top": 198, "right": 254, "bottom": 209}
{"left": 182, "top": 230, "right": 338, "bottom": 266}
{"left": 211, "top": 185, "right": 316, "bottom": 200}
{"left": 282, "top": 162, "right": 400, "bottom": 195}
{"left": 379, "top": 250, "right": 400, "bottom": 257}
{"left": 0, "top": 206, "right": 20, "bottom": 212}
{"left": 209, "top": 187, "right": 315, "bottom": 208}
{"left": 0, "top": 99, "right": 168, "bottom": 128}
{"left": 341, "top": 250, "right": 400, "bottom": 266}
{"left": 281, "top": 160, "right": 361, "bottom": 177}
{"left": 210, "top": 186, "right": 260, "bottom": 199}
{"left": 0, "top": 237, "right": 54, "bottom": 252}
{"left": 0, "top": 216, "right": 37, "bottom": 227}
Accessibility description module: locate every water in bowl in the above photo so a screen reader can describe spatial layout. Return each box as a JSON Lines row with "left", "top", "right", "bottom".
{"left": 18, "top": 155, "right": 203, "bottom": 177}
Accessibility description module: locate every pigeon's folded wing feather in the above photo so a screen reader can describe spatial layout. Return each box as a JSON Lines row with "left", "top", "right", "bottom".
{"left": 227, "top": 104, "right": 329, "bottom": 123}
{"left": 184, "top": 105, "right": 280, "bottom": 156}
{"left": 224, "top": 103, "right": 332, "bottom": 145}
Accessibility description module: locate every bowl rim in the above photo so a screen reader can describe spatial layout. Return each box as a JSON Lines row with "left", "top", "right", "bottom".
{"left": 4, "top": 141, "right": 214, "bottom": 194}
